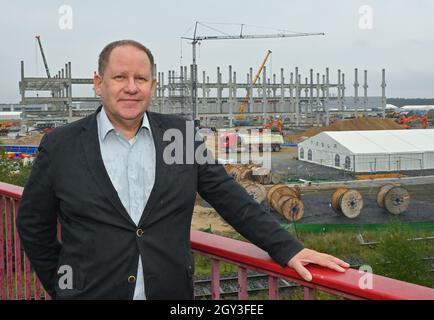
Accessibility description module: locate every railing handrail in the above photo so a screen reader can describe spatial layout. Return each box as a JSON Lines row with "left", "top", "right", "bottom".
{"left": 0, "top": 182, "right": 24, "bottom": 200}
{"left": 2, "top": 181, "right": 433, "bottom": 300}
{"left": 191, "top": 229, "right": 434, "bottom": 300}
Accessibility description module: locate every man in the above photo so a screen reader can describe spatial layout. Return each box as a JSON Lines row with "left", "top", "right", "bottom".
{"left": 17, "top": 40, "right": 349, "bottom": 300}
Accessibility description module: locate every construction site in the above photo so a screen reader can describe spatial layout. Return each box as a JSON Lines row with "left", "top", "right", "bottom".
{"left": 0, "top": 28, "right": 433, "bottom": 234}
{"left": 0, "top": 4, "right": 433, "bottom": 299}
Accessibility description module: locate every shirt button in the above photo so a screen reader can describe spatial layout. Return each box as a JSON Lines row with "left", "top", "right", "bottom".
{"left": 136, "top": 229, "right": 144, "bottom": 237}
{"left": 128, "top": 275, "right": 136, "bottom": 283}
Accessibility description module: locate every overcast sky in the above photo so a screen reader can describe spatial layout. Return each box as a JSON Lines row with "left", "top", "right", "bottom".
{"left": 1, "top": 0, "right": 433, "bottom": 103}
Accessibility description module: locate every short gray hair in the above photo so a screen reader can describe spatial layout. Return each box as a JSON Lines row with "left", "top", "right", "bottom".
{"left": 98, "top": 40, "right": 155, "bottom": 77}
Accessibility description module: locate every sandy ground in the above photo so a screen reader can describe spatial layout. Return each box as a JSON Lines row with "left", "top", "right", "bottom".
{"left": 192, "top": 206, "right": 236, "bottom": 234}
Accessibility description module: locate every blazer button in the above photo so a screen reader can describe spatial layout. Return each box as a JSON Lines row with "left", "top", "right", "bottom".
{"left": 128, "top": 275, "right": 136, "bottom": 283}
{"left": 136, "top": 229, "right": 144, "bottom": 237}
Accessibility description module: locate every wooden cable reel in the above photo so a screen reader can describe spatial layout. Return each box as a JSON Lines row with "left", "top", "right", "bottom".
{"left": 225, "top": 164, "right": 272, "bottom": 184}
{"left": 251, "top": 166, "right": 273, "bottom": 184}
{"left": 377, "top": 184, "right": 410, "bottom": 215}
{"left": 267, "top": 184, "right": 304, "bottom": 222}
{"left": 239, "top": 181, "right": 267, "bottom": 204}
{"left": 225, "top": 165, "right": 242, "bottom": 181}
{"left": 331, "top": 188, "right": 363, "bottom": 219}
{"left": 239, "top": 167, "right": 253, "bottom": 181}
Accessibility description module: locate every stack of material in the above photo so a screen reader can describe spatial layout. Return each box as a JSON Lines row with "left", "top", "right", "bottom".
{"left": 224, "top": 163, "right": 272, "bottom": 204}
{"left": 224, "top": 163, "right": 273, "bottom": 184}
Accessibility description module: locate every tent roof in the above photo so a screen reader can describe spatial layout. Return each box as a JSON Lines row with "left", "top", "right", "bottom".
{"left": 318, "top": 129, "right": 434, "bottom": 154}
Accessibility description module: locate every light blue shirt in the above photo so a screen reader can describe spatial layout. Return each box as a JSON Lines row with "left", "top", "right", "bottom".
{"left": 97, "top": 107, "right": 155, "bottom": 300}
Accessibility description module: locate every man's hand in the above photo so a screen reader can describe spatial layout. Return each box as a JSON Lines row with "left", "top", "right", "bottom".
{"left": 288, "top": 248, "right": 350, "bottom": 281}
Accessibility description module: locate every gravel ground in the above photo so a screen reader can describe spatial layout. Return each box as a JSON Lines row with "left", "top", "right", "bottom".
{"left": 269, "top": 149, "right": 434, "bottom": 224}
{"left": 271, "top": 184, "right": 434, "bottom": 225}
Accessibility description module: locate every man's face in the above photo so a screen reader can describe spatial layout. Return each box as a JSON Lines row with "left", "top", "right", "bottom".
{"left": 93, "top": 45, "right": 156, "bottom": 125}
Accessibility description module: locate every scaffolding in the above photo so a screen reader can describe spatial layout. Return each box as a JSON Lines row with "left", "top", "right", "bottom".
{"left": 18, "top": 60, "right": 387, "bottom": 128}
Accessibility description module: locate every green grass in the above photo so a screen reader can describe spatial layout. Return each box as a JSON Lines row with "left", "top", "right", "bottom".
{"left": 199, "top": 222, "right": 434, "bottom": 299}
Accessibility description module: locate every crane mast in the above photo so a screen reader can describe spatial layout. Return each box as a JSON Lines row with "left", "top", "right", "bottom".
{"left": 35, "top": 35, "right": 51, "bottom": 78}
{"left": 182, "top": 22, "right": 325, "bottom": 123}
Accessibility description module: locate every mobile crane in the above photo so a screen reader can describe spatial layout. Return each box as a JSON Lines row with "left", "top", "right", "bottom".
{"left": 236, "top": 50, "right": 272, "bottom": 120}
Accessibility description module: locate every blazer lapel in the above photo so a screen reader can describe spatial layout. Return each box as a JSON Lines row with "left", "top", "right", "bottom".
{"left": 80, "top": 107, "right": 136, "bottom": 226}
{"left": 138, "top": 111, "right": 167, "bottom": 226}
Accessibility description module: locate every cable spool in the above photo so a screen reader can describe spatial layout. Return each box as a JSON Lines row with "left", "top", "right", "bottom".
{"left": 239, "top": 181, "right": 267, "bottom": 204}
{"left": 331, "top": 188, "right": 363, "bottom": 219}
{"left": 246, "top": 164, "right": 258, "bottom": 170}
{"left": 251, "top": 166, "right": 273, "bottom": 184}
{"left": 281, "top": 197, "right": 305, "bottom": 222}
{"left": 225, "top": 165, "right": 242, "bottom": 181}
{"left": 224, "top": 164, "right": 235, "bottom": 175}
{"left": 267, "top": 184, "right": 304, "bottom": 222}
{"left": 292, "top": 185, "right": 301, "bottom": 199}
{"left": 377, "top": 184, "right": 410, "bottom": 215}
{"left": 239, "top": 167, "right": 253, "bottom": 181}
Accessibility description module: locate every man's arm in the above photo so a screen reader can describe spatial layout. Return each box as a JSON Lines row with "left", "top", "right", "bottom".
{"left": 17, "top": 134, "right": 61, "bottom": 297}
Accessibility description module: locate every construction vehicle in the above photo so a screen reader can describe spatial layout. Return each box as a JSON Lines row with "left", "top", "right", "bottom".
{"left": 220, "top": 130, "right": 284, "bottom": 153}
{"left": 397, "top": 114, "right": 428, "bottom": 129}
{"left": 263, "top": 117, "right": 283, "bottom": 133}
{"left": 36, "top": 35, "right": 56, "bottom": 99}
{"left": 0, "top": 121, "right": 18, "bottom": 136}
{"left": 236, "top": 50, "right": 272, "bottom": 121}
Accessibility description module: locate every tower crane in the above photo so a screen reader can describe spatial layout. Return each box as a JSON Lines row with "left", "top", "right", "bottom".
{"left": 182, "top": 22, "right": 325, "bottom": 122}
{"left": 35, "top": 35, "right": 51, "bottom": 78}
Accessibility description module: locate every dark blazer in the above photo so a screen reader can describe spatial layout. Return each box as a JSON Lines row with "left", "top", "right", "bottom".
{"left": 17, "top": 106, "right": 303, "bottom": 300}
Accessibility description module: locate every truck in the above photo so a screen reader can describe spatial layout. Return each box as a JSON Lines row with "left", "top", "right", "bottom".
{"left": 220, "top": 131, "right": 284, "bottom": 153}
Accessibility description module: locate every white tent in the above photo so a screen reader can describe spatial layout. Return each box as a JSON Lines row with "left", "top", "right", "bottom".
{"left": 401, "top": 105, "right": 434, "bottom": 111}
{"left": 298, "top": 129, "right": 434, "bottom": 173}
{"left": 385, "top": 104, "right": 399, "bottom": 110}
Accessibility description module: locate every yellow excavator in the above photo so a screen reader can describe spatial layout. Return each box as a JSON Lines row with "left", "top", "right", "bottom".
{"left": 235, "top": 50, "right": 272, "bottom": 121}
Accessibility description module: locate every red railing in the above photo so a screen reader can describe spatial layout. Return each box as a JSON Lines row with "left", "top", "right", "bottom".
{"left": 1, "top": 181, "right": 434, "bottom": 300}
{"left": 0, "top": 182, "right": 49, "bottom": 300}
{"left": 191, "top": 230, "right": 434, "bottom": 300}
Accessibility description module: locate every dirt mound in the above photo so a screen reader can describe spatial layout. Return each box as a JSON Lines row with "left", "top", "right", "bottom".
{"left": 0, "top": 133, "right": 44, "bottom": 146}
{"left": 303, "top": 118, "right": 403, "bottom": 137}
{"left": 285, "top": 118, "right": 403, "bottom": 143}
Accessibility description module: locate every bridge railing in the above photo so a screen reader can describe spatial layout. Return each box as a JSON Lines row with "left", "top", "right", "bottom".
{"left": 1, "top": 181, "right": 434, "bottom": 300}
{"left": 0, "top": 182, "right": 49, "bottom": 300}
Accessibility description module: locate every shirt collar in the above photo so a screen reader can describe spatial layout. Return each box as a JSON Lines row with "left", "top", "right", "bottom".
{"left": 98, "top": 106, "right": 151, "bottom": 141}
